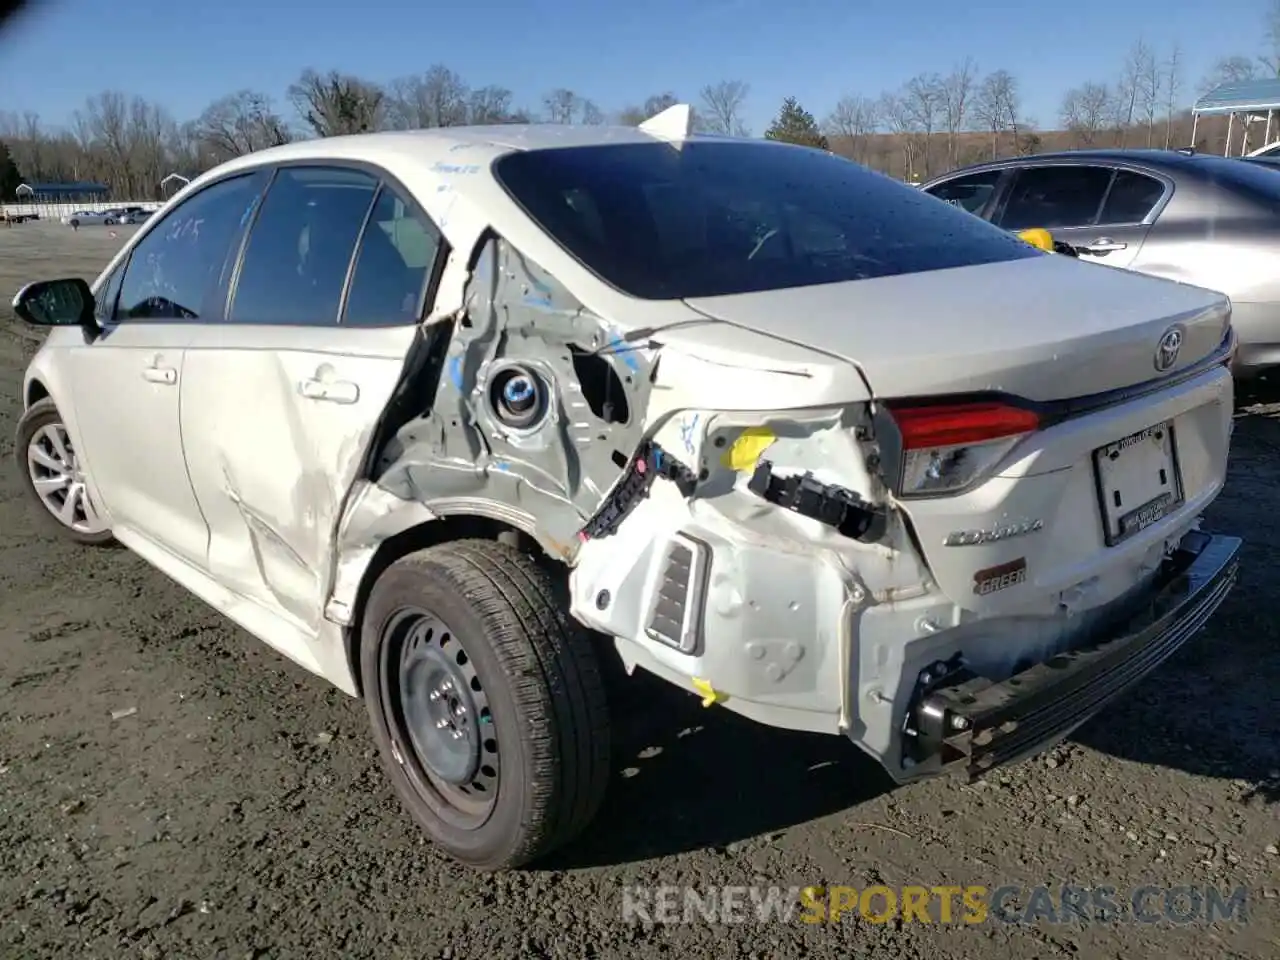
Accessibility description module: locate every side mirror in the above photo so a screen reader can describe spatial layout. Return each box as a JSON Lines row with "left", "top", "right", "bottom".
{"left": 12, "top": 278, "right": 98, "bottom": 336}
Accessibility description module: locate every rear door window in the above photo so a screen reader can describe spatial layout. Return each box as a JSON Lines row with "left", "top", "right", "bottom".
{"left": 996, "top": 166, "right": 1115, "bottom": 231}
{"left": 492, "top": 141, "right": 1039, "bottom": 301}
{"left": 229, "top": 166, "right": 378, "bottom": 326}
{"left": 1099, "top": 170, "right": 1166, "bottom": 225}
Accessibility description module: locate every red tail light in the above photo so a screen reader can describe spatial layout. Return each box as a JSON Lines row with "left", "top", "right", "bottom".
{"left": 890, "top": 402, "right": 1041, "bottom": 450}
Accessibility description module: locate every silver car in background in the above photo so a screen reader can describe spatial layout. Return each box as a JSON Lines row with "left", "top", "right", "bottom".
{"left": 921, "top": 150, "right": 1280, "bottom": 377}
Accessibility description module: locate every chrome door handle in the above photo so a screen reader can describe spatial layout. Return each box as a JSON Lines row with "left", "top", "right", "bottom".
{"left": 1081, "top": 238, "right": 1128, "bottom": 254}
{"left": 142, "top": 366, "right": 177, "bottom": 385}
{"left": 298, "top": 378, "right": 359, "bottom": 404}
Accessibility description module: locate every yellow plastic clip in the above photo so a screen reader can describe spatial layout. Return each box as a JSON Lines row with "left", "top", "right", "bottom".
{"left": 691, "top": 677, "right": 725, "bottom": 707}
{"left": 721, "top": 427, "right": 776, "bottom": 472}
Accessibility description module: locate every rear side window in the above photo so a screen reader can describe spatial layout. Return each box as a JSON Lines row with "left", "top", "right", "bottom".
{"left": 926, "top": 171, "right": 1003, "bottom": 216}
{"left": 492, "top": 142, "right": 1039, "bottom": 301}
{"left": 342, "top": 187, "right": 443, "bottom": 327}
{"left": 230, "top": 166, "right": 378, "bottom": 326}
{"left": 998, "top": 166, "right": 1114, "bottom": 230}
{"left": 1099, "top": 170, "right": 1165, "bottom": 224}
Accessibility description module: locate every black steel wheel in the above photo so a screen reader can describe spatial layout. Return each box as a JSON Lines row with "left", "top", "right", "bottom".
{"left": 360, "top": 538, "right": 611, "bottom": 870}
{"left": 383, "top": 607, "right": 500, "bottom": 828}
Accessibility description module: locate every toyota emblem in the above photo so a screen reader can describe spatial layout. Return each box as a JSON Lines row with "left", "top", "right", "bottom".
{"left": 1155, "top": 327, "right": 1183, "bottom": 372}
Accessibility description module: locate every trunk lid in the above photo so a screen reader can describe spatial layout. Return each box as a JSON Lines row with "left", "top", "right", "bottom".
{"left": 680, "top": 255, "right": 1231, "bottom": 402}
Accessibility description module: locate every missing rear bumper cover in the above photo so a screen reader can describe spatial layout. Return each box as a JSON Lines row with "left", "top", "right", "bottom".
{"left": 904, "top": 530, "right": 1241, "bottom": 779}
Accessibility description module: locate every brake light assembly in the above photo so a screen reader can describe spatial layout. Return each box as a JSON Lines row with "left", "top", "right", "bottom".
{"left": 876, "top": 400, "right": 1041, "bottom": 498}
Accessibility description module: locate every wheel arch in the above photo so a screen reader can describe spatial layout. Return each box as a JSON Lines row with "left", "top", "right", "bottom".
{"left": 25, "top": 378, "right": 50, "bottom": 410}
{"left": 343, "top": 513, "right": 562, "bottom": 698}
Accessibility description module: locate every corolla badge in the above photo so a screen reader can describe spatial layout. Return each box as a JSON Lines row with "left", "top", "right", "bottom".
{"left": 1155, "top": 326, "right": 1183, "bottom": 372}
{"left": 943, "top": 518, "right": 1044, "bottom": 547}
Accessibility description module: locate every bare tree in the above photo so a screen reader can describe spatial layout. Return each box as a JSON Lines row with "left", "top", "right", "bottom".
{"left": 971, "top": 70, "right": 1020, "bottom": 159}
{"left": 542, "top": 88, "right": 578, "bottom": 124}
{"left": 385, "top": 67, "right": 469, "bottom": 129}
{"left": 1136, "top": 42, "right": 1162, "bottom": 146}
{"left": 1060, "top": 82, "right": 1112, "bottom": 147}
{"left": 618, "top": 93, "right": 680, "bottom": 126}
{"left": 0, "top": 111, "right": 44, "bottom": 186}
{"left": 579, "top": 100, "right": 604, "bottom": 125}
{"left": 1165, "top": 44, "right": 1184, "bottom": 148}
{"left": 288, "top": 69, "right": 385, "bottom": 137}
{"left": 878, "top": 91, "right": 922, "bottom": 180}
{"left": 193, "top": 90, "right": 291, "bottom": 161}
{"left": 1202, "top": 54, "right": 1258, "bottom": 94}
{"left": 903, "top": 73, "right": 943, "bottom": 176}
{"left": 700, "top": 80, "right": 750, "bottom": 136}
{"left": 1263, "top": 0, "right": 1280, "bottom": 76}
{"left": 466, "top": 85, "right": 520, "bottom": 124}
{"left": 1113, "top": 40, "right": 1153, "bottom": 147}
{"left": 824, "top": 95, "right": 878, "bottom": 162}
{"left": 940, "top": 58, "right": 977, "bottom": 169}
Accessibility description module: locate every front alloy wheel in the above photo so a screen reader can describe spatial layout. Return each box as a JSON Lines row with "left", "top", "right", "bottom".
{"left": 16, "top": 398, "right": 113, "bottom": 545}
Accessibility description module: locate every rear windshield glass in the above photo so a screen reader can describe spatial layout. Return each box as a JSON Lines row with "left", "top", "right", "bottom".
{"left": 492, "top": 141, "right": 1041, "bottom": 300}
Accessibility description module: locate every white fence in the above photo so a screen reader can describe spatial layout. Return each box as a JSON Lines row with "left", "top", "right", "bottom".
{"left": 2, "top": 200, "right": 164, "bottom": 219}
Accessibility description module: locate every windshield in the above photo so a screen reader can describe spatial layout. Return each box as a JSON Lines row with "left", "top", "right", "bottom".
{"left": 493, "top": 141, "right": 1041, "bottom": 300}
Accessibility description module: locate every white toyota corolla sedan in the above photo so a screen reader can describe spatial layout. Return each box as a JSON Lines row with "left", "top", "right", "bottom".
{"left": 11, "top": 105, "right": 1241, "bottom": 871}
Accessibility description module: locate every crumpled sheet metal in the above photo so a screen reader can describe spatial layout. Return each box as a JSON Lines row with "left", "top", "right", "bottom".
{"left": 373, "top": 235, "right": 655, "bottom": 556}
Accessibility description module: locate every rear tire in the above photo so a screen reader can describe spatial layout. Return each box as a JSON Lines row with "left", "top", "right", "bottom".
{"left": 360, "top": 538, "right": 611, "bottom": 870}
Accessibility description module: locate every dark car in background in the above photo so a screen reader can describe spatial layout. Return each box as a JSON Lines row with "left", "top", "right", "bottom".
{"left": 921, "top": 150, "right": 1280, "bottom": 377}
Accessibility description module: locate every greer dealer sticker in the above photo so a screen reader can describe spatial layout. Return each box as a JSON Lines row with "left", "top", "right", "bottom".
{"left": 973, "top": 557, "right": 1027, "bottom": 596}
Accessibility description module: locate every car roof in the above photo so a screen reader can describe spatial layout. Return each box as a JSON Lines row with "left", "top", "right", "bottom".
{"left": 930, "top": 148, "right": 1201, "bottom": 179}
{"left": 111, "top": 111, "right": 786, "bottom": 333}
{"left": 168, "top": 119, "right": 756, "bottom": 245}
{"left": 207, "top": 122, "right": 746, "bottom": 179}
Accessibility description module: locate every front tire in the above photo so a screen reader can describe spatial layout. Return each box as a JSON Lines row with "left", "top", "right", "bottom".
{"left": 360, "top": 539, "right": 611, "bottom": 870}
{"left": 15, "top": 399, "right": 114, "bottom": 546}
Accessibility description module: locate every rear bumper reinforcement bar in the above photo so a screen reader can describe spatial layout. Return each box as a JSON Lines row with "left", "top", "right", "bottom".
{"left": 911, "top": 529, "right": 1242, "bottom": 780}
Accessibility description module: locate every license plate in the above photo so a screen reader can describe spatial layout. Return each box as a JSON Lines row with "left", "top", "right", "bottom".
{"left": 1092, "top": 421, "right": 1183, "bottom": 547}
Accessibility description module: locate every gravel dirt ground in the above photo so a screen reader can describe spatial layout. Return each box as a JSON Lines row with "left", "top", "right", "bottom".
{"left": 0, "top": 221, "right": 1277, "bottom": 960}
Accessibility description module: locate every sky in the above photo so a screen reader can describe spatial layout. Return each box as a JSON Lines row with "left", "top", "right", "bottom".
{"left": 0, "top": 0, "right": 1272, "bottom": 136}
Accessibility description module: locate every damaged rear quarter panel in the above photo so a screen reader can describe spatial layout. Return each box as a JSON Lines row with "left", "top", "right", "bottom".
{"left": 370, "top": 234, "right": 658, "bottom": 554}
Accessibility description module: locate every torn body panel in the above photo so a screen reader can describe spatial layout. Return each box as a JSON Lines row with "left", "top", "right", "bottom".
{"left": 369, "top": 234, "right": 656, "bottom": 554}
{"left": 569, "top": 403, "right": 932, "bottom": 735}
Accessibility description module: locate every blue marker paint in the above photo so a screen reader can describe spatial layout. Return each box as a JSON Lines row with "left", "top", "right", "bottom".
{"left": 447, "top": 356, "right": 464, "bottom": 390}
{"left": 678, "top": 413, "right": 700, "bottom": 455}
{"left": 606, "top": 336, "right": 642, "bottom": 374}
{"left": 431, "top": 162, "right": 481, "bottom": 175}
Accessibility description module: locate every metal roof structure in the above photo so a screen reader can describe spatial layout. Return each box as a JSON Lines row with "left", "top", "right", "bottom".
{"left": 15, "top": 181, "right": 110, "bottom": 197}
{"left": 1192, "top": 79, "right": 1280, "bottom": 116}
